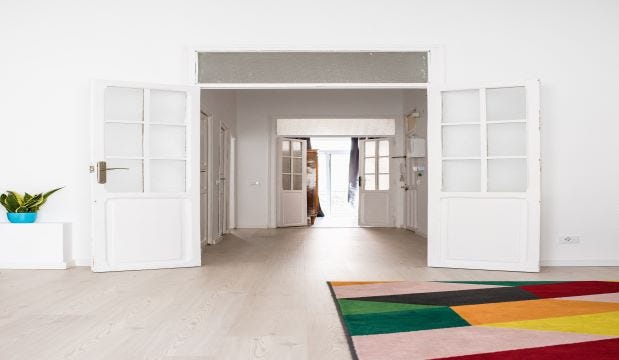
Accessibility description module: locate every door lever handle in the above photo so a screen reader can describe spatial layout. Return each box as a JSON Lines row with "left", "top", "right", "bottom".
{"left": 94, "top": 161, "right": 129, "bottom": 184}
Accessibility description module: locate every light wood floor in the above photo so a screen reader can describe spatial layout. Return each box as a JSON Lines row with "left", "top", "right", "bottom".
{"left": 1, "top": 227, "right": 617, "bottom": 360}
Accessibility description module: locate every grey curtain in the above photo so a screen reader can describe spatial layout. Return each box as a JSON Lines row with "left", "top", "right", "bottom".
{"left": 348, "top": 138, "right": 359, "bottom": 205}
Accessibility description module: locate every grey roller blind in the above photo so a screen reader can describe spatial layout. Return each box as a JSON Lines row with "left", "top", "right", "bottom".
{"left": 198, "top": 52, "right": 428, "bottom": 84}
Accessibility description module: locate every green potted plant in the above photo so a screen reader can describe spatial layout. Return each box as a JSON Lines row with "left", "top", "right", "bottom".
{"left": 0, "top": 188, "right": 63, "bottom": 223}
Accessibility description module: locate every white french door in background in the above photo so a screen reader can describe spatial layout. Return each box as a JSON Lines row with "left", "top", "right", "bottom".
{"left": 358, "top": 138, "right": 392, "bottom": 227}
{"left": 277, "top": 138, "right": 307, "bottom": 227}
{"left": 91, "top": 80, "right": 201, "bottom": 272}
{"left": 428, "top": 80, "right": 541, "bottom": 272}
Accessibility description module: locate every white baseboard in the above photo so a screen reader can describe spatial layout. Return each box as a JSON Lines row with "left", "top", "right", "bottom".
{"left": 0, "top": 262, "right": 70, "bottom": 270}
{"left": 541, "top": 259, "right": 619, "bottom": 267}
{"left": 235, "top": 224, "right": 269, "bottom": 229}
{"left": 72, "top": 258, "right": 91, "bottom": 267}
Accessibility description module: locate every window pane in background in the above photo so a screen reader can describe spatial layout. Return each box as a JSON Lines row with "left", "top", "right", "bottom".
{"left": 282, "top": 157, "right": 291, "bottom": 173}
{"left": 293, "top": 175, "right": 302, "bottom": 190}
{"left": 292, "top": 141, "right": 302, "bottom": 157}
{"left": 378, "top": 174, "right": 389, "bottom": 190}
{"left": 364, "top": 157, "right": 375, "bottom": 174}
{"left": 282, "top": 174, "right": 291, "bottom": 190}
{"left": 365, "top": 141, "right": 375, "bottom": 157}
{"left": 379, "top": 140, "right": 389, "bottom": 156}
{"left": 282, "top": 140, "right": 290, "bottom": 156}
{"left": 364, "top": 175, "right": 376, "bottom": 191}
{"left": 378, "top": 157, "right": 389, "bottom": 173}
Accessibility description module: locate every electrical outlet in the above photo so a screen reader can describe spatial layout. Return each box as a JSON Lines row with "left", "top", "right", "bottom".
{"left": 559, "top": 235, "right": 580, "bottom": 244}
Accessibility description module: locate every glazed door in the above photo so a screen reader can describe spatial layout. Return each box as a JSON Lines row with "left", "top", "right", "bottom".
{"left": 358, "top": 139, "right": 392, "bottom": 227}
{"left": 427, "top": 81, "right": 541, "bottom": 272}
{"left": 277, "top": 138, "right": 307, "bottom": 227}
{"left": 91, "top": 80, "right": 201, "bottom": 272}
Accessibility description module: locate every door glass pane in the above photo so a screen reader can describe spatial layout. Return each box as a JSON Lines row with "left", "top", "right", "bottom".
{"left": 442, "top": 160, "right": 481, "bottom": 192}
{"left": 379, "top": 140, "right": 389, "bottom": 156}
{"left": 487, "top": 87, "right": 526, "bottom": 121}
{"left": 442, "top": 90, "right": 480, "bottom": 123}
{"left": 365, "top": 141, "right": 376, "bottom": 157}
{"left": 104, "top": 123, "right": 143, "bottom": 157}
{"left": 150, "top": 125, "right": 186, "bottom": 158}
{"left": 364, "top": 157, "right": 375, "bottom": 173}
{"left": 292, "top": 141, "right": 302, "bottom": 157}
{"left": 488, "top": 159, "right": 527, "bottom": 192}
{"left": 150, "top": 90, "right": 187, "bottom": 124}
{"left": 150, "top": 160, "right": 186, "bottom": 192}
{"left": 487, "top": 123, "right": 527, "bottom": 157}
{"left": 282, "top": 157, "right": 291, "bottom": 173}
{"left": 293, "top": 175, "right": 302, "bottom": 190}
{"left": 378, "top": 157, "right": 389, "bottom": 173}
{"left": 104, "top": 87, "right": 143, "bottom": 122}
{"left": 104, "top": 159, "right": 143, "bottom": 193}
{"left": 282, "top": 140, "right": 290, "bottom": 156}
{"left": 282, "top": 174, "right": 291, "bottom": 190}
{"left": 442, "top": 125, "right": 480, "bottom": 157}
{"left": 364, "top": 175, "right": 375, "bottom": 190}
{"left": 378, "top": 174, "right": 389, "bottom": 190}
{"left": 292, "top": 157, "right": 302, "bottom": 174}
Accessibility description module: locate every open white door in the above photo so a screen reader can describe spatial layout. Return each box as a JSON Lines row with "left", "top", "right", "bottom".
{"left": 428, "top": 80, "right": 541, "bottom": 272}
{"left": 277, "top": 138, "right": 307, "bottom": 227}
{"left": 358, "top": 139, "right": 392, "bottom": 227}
{"left": 91, "top": 80, "right": 201, "bottom": 272}
{"left": 217, "top": 124, "right": 230, "bottom": 237}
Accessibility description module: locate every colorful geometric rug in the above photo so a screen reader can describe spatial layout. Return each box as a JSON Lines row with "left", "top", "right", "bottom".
{"left": 328, "top": 280, "right": 619, "bottom": 359}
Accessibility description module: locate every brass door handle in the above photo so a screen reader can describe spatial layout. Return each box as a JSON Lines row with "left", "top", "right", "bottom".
{"left": 94, "top": 161, "right": 129, "bottom": 184}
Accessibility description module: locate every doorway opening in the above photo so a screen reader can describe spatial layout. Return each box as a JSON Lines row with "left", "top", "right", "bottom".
{"left": 312, "top": 137, "right": 358, "bottom": 228}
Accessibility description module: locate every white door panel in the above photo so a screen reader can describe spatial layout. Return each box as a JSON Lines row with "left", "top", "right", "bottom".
{"left": 358, "top": 139, "right": 391, "bottom": 227}
{"left": 91, "top": 80, "right": 201, "bottom": 272}
{"left": 428, "top": 80, "right": 540, "bottom": 272}
{"left": 277, "top": 138, "right": 307, "bottom": 227}
{"left": 359, "top": 192, "right": 390, "bottom": 226}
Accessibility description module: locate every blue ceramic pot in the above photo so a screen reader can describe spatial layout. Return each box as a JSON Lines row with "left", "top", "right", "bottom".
{"left": 7, "top": 212, "right": 37, "bottom": 223}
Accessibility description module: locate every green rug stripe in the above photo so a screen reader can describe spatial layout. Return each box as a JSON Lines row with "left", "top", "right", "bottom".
{"left": 440, "top": 281, "right": 567, "bottom": 287}
{"left": 343, "top": 307, "right": 469, "bottom": 336}
{"left": 337, "top": 299, "right": 441, "bottom": 316}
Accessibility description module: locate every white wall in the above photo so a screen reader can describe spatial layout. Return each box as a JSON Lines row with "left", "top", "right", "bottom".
{"left": 1, "top": 0, "right": 618, "bottom": 265}
{"left": 235, "top": 90, "right": 406, "bottom": 228}
{"left": 403, "top": 90, "right": 428, "bottom": 236}
{"left": 201, "top": 90, "right": 236, "bottom": 241}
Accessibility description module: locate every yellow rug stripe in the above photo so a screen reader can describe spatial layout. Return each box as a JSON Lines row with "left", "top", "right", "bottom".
{"left": 484, "top": 310, "right": 619, "bottom": 337}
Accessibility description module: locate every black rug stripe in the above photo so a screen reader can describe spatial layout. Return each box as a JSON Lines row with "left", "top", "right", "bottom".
{"left": 327, "top": 282, "right": 359, "bottom": 360}
{"left": 345, "top": 286, "right": 539, "bottom": 306}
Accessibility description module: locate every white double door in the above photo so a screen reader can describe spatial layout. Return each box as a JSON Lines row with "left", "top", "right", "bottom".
{"left": 91, "top": 80, "right": 201, "bottom": 272}
{"left": 428, "top": 81, "right": 541, "bottom": 272}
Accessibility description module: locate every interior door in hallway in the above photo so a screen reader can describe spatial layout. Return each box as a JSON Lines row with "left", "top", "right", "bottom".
{"left": 358, "top": 139, "right": 392, "bottom": 227}
{"left": 427, "top": 81, "right": 541, "bottom": 272}
{"left": 277, "top": 138, "right": 307, "bottom": 227}
{"left": 217, "top": 124, "right": 230, "bottom": 237}
{"left": 91, "top": 80, "right": 201, "bottom": 272}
